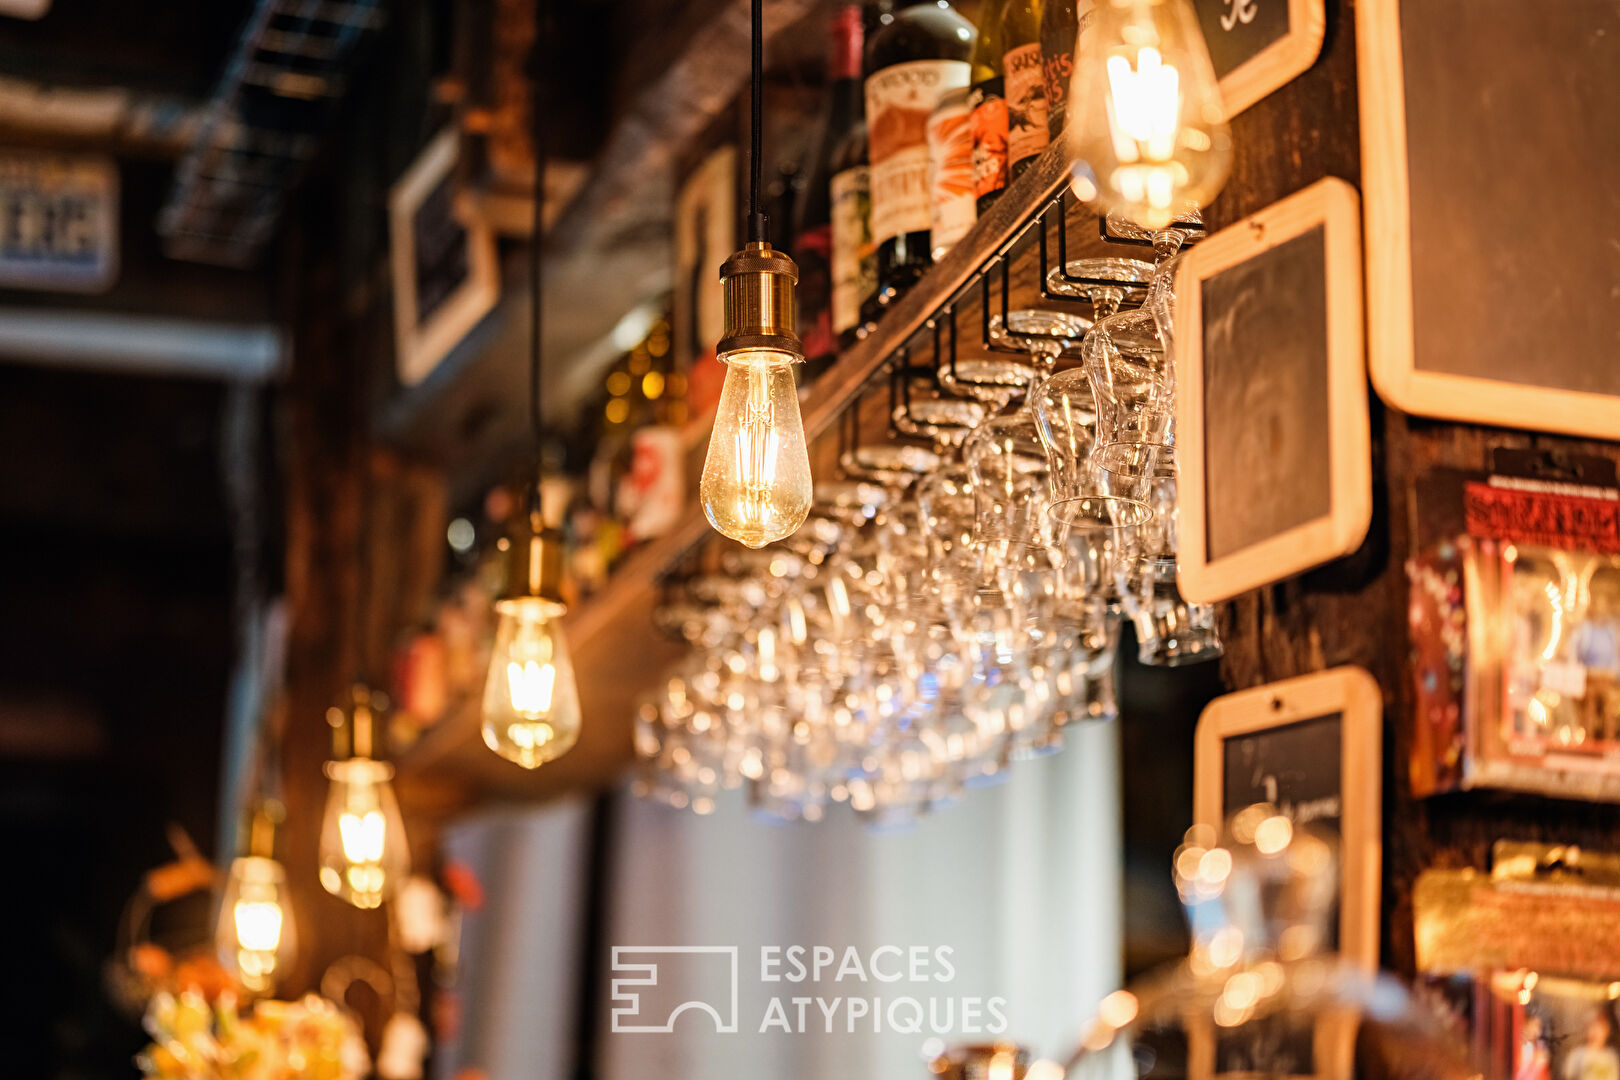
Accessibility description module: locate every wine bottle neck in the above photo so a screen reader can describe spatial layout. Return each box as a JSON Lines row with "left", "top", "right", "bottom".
{"left": 829, "top": 5, "right": 864, "bottom": 81}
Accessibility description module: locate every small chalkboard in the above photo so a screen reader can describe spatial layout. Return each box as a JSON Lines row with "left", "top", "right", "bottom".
{"left": 1359, "top": 0, "right": 1620, "bottom": 440}
{"left": 389, "top": 128, "right": 500, "bottom": 387}
{"left": 1174, "top": 178, "right": 1370, "bottom": 605}
{"left": 1194, "top": 666, "right": 1382, "bottom": 970}
{"left": 1193, "top": 0, "right": 1324, "bottom": 116}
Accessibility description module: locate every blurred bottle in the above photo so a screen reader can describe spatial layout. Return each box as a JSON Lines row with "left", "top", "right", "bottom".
{"left": 1001, "top": 0, "right": 1049, "bottom": 180}
{"left": 864, "top": 0, "right": 976, "bottom": 308}
{"left": 795, "top": 4, "right": 866, "bottom": 378}
{"left": 926, "top": 85, "right": 975, "bottom": 259}
{"left": 831, "top": 115, "right": 877, "bottom": 350}
{"left": 1039, "top": 0, "right": 1091, "bottom": 141}
{"left": 969, "top": 0, "right": 1009, "bottom": 214}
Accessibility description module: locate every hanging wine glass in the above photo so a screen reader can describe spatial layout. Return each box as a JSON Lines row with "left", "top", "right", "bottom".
{"left": 1043, "top": 255, "right": 1155, "bottom": 321}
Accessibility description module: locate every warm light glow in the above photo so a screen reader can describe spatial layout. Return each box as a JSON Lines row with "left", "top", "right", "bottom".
{"left": 1254, "top": 814, "right": 1294, "bottom": 855}
{"left": 507, "top": 658, "right": 558, "bottom": 716}
{"left": 216, "top": 856, "right": 296, "bottom": 995}
{"left": 700, "top": 349, "right": 812, "bottom": 549}
{"left": 319, "top": 757, "right": 408, "bottom": 909}
{"left": 339, "top": 809, "right": 386, "bottom": 863}
{"left": 1068, "top": 0, "right": 1231, "bottom": 228}
{"left": 234, "top": 899, "right": 284, "bottom": 952}
{"left": 481, "top": 596, "right": 582, "bottom": 769}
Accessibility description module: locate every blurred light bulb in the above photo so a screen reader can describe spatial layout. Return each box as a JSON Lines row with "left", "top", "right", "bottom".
{"left": 216, "top": 855, "right": 296, "bottom": 994}
{"left": 1067, "top": 0, "right": 1231, "bottom": 228}
{"left": 319, "top": 757, "right": 408, "bottom": 909}
{"left": 700, "top": 348, "right": 812, "bottom": 549}
{"left": 481, "top": 596, "right": 582, "bottom": 768}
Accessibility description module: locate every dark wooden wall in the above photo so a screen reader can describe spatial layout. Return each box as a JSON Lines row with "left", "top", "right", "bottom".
{"left": 1207, "top": 0, "right": 1620, "bottom": 977}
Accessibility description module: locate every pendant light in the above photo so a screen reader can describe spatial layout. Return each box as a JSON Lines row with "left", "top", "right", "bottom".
{"left": 1066, "top": 0, "right": 1231, "bottom": 228}
{"left": 319, "top": 337, "right": 408, "bottom": 908}
{"left": 699, "top": 0, "right": 813, "bottom": 549}
{"left": 480, "top": 0, "right": 583, "bottom": 769}
{"left": 320, "top": 683, "right": 410, "bottom": 909}
{"left": 216, "top": 800, "right": 297, "bottom": 995}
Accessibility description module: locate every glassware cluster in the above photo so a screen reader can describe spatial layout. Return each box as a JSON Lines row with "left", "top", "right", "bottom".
{"left": 637, "top": 231, "right": 1221, "bottom": 826}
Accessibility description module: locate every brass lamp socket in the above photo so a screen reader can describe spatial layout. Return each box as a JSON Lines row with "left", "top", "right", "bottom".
{"left": 500, "top": 510, "right": 567, "bottom": 608}
{"left": 326, "top": 683, "right": 381, "bottom": 761}
{"left": 717, "top": 241, "right": 802, "bottom": 361}
{"left": 246, "top": 800, "right": 285, "bottom": 860}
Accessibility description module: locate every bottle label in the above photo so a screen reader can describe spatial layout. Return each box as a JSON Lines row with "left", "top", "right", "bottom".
{"left": 926, "top": 96, "right": 975, "bottom": 258}
{"left": 1004, "top": 42, "right": 1049, "bottom": 168}
{"left": 866, "top": 59, "right": 972, "bottom": 246}
{"left": 1041, "top": 28, "right": 1073, "bottom": 137}
{"left": 969, "top": 81, "right": 1009, "bottom": 201}
{"left": 830, "top": 165, "right": 876, "bottom": 334}
{"left": 1042, "top": 1, "right": 1095, "bottom": 139}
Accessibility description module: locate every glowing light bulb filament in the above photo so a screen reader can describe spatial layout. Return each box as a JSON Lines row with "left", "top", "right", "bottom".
{"left": 339, "top": 809, "right": 386, "bottom": 864}
{"left": 1104, "top": 46, "right": 1185, "bottom": 214}
{"left": 1107, "top": 48, "right": 1181, "bottom": 160}
{"left": 734, "top": 369, "right": 779, "bottom": 528}
{"left": 507, "top": 659, "right": 557, "bottom": 717}
{"left": 234, "top": 899, "right": 284, "bottom": 953}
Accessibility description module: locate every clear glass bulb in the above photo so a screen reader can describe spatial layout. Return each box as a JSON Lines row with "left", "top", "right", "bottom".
{"left": 481, "top": 595, "right": 582, "bottom": 768}
{"left": 318, "top": 757, "right": 409, "bottom": 909}
{"left": 700, "top": 349, "right": 812, "bottom": 549}
{"left": 1067, "top": 0, "right": 1232, "bottom": 228}
{"left": 215, "top": 855, "right": 296, "bottom": 995}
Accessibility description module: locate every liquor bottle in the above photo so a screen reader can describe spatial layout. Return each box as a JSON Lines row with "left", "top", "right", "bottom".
{"left": 1002, "top": 0, "right": 1048, "bottom": 180}
{"left": 969, "top": 0, "right": 1010, "bottom": 214}
{"left": 1039, "top": 0, "right": 1088, "bottom": 141}
{"left": 926, "top": 85, "right": 975, "bottom": 259}
{"left": 831, "top": 117, "right": 877, "bottom": 349}
{"left": 864, "top": 0, "right": 976, "bottom": 308}
{"left": 795, "top": 5, "right": 866, "bottom": 377}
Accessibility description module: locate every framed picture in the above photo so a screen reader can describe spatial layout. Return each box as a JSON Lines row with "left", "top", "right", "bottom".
{"left": 1174, "top": 177, "right": 1370, "bottom": 605}
{"left": 1194, "top": 665, "right": 1383, "bottom": 971}
{"left": 1193, "top": 0, "right": 1326, "bottom": 116}
{"left": 1416, "top": 842, "right": 1620, "bottom": 1080}
{"left": 1407, "top": 453, "right": 1620, "bottom": 804}
{"left": 389, "top": 128, "right": 500, "bottom": 387}
{"left": 1358, "top": 0, "right": 1620, "bottom": 439}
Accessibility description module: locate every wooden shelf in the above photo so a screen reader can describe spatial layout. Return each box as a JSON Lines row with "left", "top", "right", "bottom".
{"left": 393, "top": 143, "right": 1082, "bottom": 816}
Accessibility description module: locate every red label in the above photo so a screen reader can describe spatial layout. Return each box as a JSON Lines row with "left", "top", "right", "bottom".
{"left": 970, "top": 92, "right": 1009, "bottom": 199}
{"left": 1464, "top": 480, "right": 1620, "bottom": 553}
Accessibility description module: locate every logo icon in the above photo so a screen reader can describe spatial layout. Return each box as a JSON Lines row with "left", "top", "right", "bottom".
{"left": 610, "top": 946, "right": 740, "bottom": 1034}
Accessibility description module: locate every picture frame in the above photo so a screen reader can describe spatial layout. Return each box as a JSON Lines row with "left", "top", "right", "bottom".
{"left": 1196, "top": 0, "right": 1327, "bottom": 117}
{"left": 1416, "top": 842, "right": 1620, "bottom": 1080}
{"left": 389, "top": 127, "right": 500, "bottom": 388}
{"left": 1357, "top": 0, "right": 1620, "bottom": 439}
{"left": 1194, "top": 665, "right": 1383, "bottom": 971}
{"left": 1174, "top": 177, "right": 1370, "bottom": 605}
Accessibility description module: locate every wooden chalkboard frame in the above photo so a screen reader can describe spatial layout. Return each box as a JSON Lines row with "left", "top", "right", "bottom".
{"left": 1208, "top": 0, "right": 1327, "bottom": 117}
{"left": 1174, "top": 177, "right": 1370, "bottom": 605}
{"left": 389, "top": 128, "right": 500, "bottom": 388}
{"left": 1194, "top": 665, "right": 1383, "bottom": 971}
{"left": 1357, "top": 0, "right": 1620, "bottom": 439}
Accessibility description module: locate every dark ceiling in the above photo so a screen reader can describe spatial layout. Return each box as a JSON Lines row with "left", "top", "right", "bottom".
{"left": 0, "top": 0, "right": 257, "bottom": 97}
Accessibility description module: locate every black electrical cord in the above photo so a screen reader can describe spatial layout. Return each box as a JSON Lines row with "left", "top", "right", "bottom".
{"left": 529, "top": 0, "right": 548, "bottom": 517}
{"left": 747, "top": 0, "right": 767, "bottom": 243}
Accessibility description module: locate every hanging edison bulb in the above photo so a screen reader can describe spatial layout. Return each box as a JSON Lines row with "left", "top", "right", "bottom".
{"left": 481, "top": 502, "right": 582, "bottom": 767}
{"left": 700, "top": 243, "right": 812, "bottom": 549}
{"left": 215, "top": 802, "right": 296, "bottom": 995}
{"left": 1067, "top": 0, "right": 1232, "bottom": 228}
{"left": 319, "top": 685, "right": 409, "bottom": 909}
